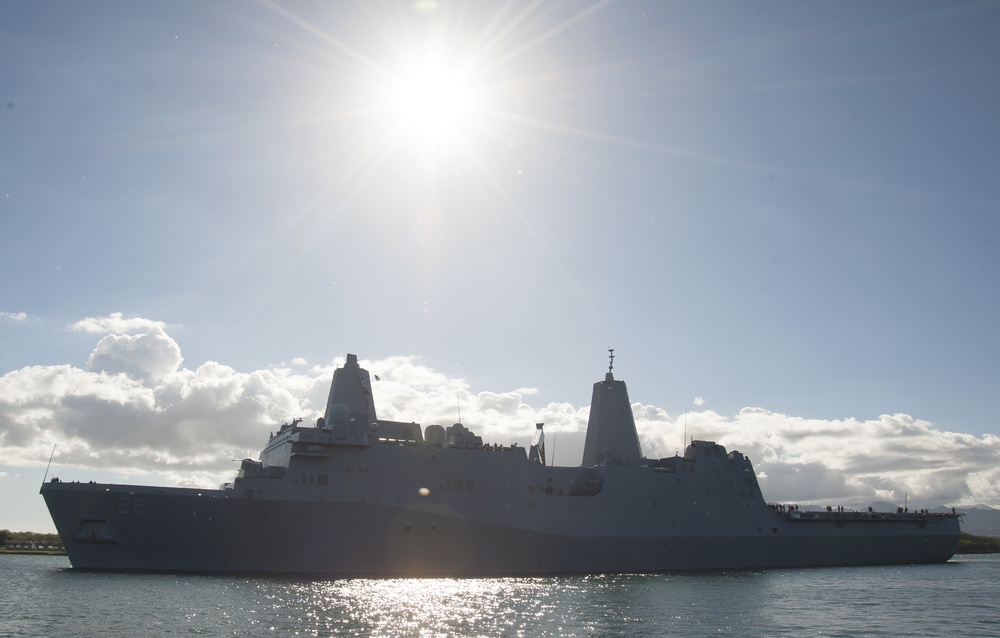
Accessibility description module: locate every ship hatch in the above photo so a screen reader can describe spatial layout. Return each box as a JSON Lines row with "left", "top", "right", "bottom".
{"left": 73, "top": 518, "right": 123, "bottom": 545}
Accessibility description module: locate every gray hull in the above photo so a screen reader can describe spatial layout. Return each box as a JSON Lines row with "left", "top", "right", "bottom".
{"left": 41, "top": 478, "right": 959, "bottom": 575}
{"left": 41, "top": 353, "right": 962, "bottom": 575}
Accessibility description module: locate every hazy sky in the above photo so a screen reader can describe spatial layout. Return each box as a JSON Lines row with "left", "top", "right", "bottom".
{"left": 2, "top": 1, "right": 999, "bottom": 532}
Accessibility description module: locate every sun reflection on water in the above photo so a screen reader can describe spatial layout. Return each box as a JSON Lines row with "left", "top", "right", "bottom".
{"left": 247, "top": 575, "right": 631, "bottom": 637}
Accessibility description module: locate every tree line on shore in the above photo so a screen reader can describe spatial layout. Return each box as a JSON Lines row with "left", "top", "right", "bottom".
{"left": 3, "top": 528, "right": 998, "bottom": 554}
{"left": 958, "top": 532, "right": 1000, "bottom": 553}
{"left": 0, "top": 529, "right": 64, "bottom": 551}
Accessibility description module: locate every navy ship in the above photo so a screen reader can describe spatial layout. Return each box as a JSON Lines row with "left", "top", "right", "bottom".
{"left": 41, "top": 352, "right": 961, "bottom": 574}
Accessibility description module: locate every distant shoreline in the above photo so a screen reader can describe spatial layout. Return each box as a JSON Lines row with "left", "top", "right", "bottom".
{"left": 957, "top": 532, "right": 1000, "bottom": 554}
{"left": 2, "top": 533, "right": 996, "bottom": 560}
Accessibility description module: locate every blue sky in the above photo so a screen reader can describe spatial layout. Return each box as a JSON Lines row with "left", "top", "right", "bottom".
{"left": 2, "top": 0, "right": 999, "bottom": 532}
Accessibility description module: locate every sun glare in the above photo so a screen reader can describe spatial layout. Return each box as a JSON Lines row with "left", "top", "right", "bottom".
{"left": 384, "top": 57, "right": 479, "bottom": 148}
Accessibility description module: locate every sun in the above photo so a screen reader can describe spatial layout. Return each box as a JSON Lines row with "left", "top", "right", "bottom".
{"left": 383, "top": 56, "right": 480, "bottom": 149}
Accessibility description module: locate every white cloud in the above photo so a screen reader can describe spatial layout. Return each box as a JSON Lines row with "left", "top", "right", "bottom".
{"left": 636, "top": 406, "right": 1000, "bottom": 509}
{"left": 86, "top": 326, "right": 183, "bottom": 383}
{"left": 3, "top": 313, "right": 1000, "bottom": 510}
{"left": 71, "top": 312, "right": 166, "bottom": 335}
{"left": 693, "top": 396, "right": 705, "bottom": 406}
{"left": 1, "top": 311, "right": 28, "bottom": 322}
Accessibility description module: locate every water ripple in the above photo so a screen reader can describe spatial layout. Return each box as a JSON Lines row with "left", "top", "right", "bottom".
{"left": 2, "top": 555, "right": 998, "bottom": 637}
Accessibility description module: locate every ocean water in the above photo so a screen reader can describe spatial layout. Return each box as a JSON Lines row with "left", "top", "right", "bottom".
{"left": 2, "top": 554, "right": 998, "bottom": 637}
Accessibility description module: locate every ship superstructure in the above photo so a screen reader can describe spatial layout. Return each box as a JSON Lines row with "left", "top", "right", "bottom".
{"left": 41, "top": 352, "right": 962, "bottom": 574}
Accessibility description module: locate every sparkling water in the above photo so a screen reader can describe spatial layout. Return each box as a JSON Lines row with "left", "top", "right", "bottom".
{"left": 2, "top": 554, "right": 998, "bottom": 637}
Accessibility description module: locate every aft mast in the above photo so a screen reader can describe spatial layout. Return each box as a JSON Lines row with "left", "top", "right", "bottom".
{"left": 581, "top": 349, "right": 643, "bottom": 466}
{"left": 322, "top": 353, "right": 378, "bottom": 429}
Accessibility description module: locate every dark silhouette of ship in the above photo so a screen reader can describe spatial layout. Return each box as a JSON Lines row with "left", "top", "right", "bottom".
{"left": 41, "top": 352, "right": 961, "bottom": 574}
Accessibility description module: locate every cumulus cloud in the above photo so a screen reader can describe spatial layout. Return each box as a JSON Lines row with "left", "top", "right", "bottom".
{"left": 71, "top": 312, "right": 166, "bottom": 335}
{"left": 2, "top": 313, "right": 999, "bottom": 509}
{"left": 1, "top": 311, "right": 29, "bottom": 322}
{"left": 635, "top": 406, "right": 1000, "bottom": 508}
{"left": 85, "top": 327, "right": 183, "bottom": 383}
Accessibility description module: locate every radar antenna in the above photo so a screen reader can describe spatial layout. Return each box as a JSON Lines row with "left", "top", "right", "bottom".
{"left": 608, "top": 348, "right": 615, "bottom": 374}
